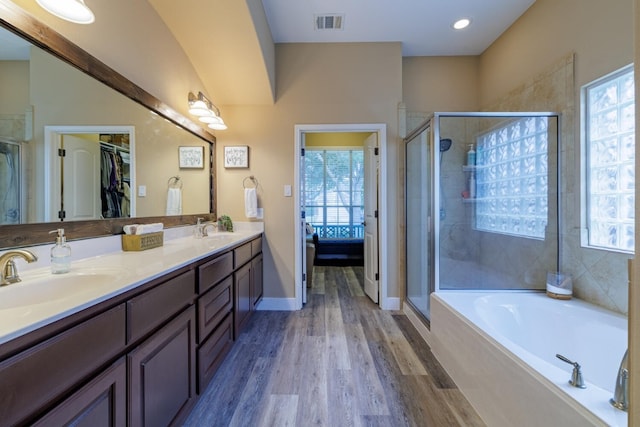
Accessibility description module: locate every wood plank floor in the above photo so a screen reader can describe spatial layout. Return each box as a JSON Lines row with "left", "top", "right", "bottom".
{"left": 183, "top": 266, "right": 485, "bottom": 427}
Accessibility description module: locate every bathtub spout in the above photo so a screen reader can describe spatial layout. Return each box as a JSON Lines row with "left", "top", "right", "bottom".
{"left": 609, "top": 349, "right": 628, "bottom": 411}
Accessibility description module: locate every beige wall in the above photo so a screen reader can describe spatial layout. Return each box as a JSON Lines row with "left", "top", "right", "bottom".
{"left": 402, "top": 56, "right": 480, "bottom": 115}
{"left": 305, "top": 132, "right": 370, "bottom": 147}
{"left": 0, "top": 61, "right": 28, "bottom": 114}
{"left": 479, "top": 0, "right": 634, "bottom": 106}
{"left": 216, "top": 42, "right": 403, "bottom": 300}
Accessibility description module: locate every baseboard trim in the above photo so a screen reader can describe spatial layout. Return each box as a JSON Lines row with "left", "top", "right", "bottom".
{"left": 255, "top": 298, "right": 299, "bottom": 311}
{"left": 381, "top": 297, "right": 401, "bottom": 310}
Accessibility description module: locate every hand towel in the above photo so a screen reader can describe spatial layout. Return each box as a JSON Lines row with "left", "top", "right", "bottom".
{"left": 166, "top": 187, "right": 182, "bottom": 215}
{"left": 245, "top": 188, "right": 257, "bottom": 218}
{"left": 135, "top": 222, "right": 164, "bottom": 235}
{"left": 123, "top": 224, "right": 139, "bottom": 235}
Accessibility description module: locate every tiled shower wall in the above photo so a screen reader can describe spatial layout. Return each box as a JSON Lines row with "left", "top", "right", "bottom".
{"left": 406, "top": 53, "right": 629, "bottom": 314}
{"left": 484, "top": 53, "right": 629, "bottom": 314}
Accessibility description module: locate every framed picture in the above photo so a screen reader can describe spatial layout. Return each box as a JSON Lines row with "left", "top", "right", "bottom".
{"left": 179, "top": 146, "right": 204, "bottom": 169}
{"left": 224, "top": 145, "right": 249, "bottom": 168}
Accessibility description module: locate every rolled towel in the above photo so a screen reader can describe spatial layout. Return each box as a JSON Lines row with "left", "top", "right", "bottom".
{"left": 123, "top": 224, "right": 139, "bottom": 235}
{"left": 245, "top": 188, "right": 257, "bottom": 218}
{"left": 166, "top": 187, "right": 182, "bottom": 215}
{"left": 135, "top": 222, "right": 164, "bottom": 235}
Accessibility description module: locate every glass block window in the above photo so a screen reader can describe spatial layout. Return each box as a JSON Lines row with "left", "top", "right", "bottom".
{"left": 304, "top": 149, "right": 364, "bottom": 238}
{"left": 474, "top": 117, "right": 549, "bottom": 239}
{"left": 584, "top": 65, "right": 635, "bottom": 252}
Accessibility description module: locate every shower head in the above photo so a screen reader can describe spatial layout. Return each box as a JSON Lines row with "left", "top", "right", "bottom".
{"left": 440, "top": 138, "right": 452, "bottom": 152}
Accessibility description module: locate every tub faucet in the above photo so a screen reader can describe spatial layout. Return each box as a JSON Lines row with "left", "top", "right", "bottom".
{"left": 0, "top": 250, "right": 38, "bottom": 286}
{"left": 556, "top": 354, "right": 586, "bottom": 388}
{"left": 610, "top": 349, "right": 628, "bottom": 411}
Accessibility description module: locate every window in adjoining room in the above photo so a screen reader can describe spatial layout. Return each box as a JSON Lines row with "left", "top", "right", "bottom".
{"left": 474, "top": 116, "right": 550, "bottom": 239}
{"left": 304, "top": 149, "right": 364, "bottom": 239}
{"left": 583, "top": 65, "right": 635, "bottom": 253}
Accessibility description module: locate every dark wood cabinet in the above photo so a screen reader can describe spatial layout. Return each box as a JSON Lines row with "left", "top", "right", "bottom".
{"left": 0, "top": 304, "right": 126, "bottom": 426}
{"left": 197, "top": 313, "right": 233, "bottom": 392}
{"left": 128, "top": 306, "right": 196, "bottom": 427}
{"left": 251, "top": 253, "right": 263, "bottom": 309}
{"left": 33, "top": 357, "right": 126, "bottom": 427}
{"left": 0, "top": 233, "right": 263, "bottom": 425}
{"left": 127, "top": 270, "right": 195, "bottom": 344}
{"left": 234, "top": 262, "right": 252, "bottom": 339}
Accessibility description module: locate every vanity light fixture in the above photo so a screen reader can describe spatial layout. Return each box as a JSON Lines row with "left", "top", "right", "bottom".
{"left": 36, "top": 0, "right": 95, "bottom": 24}
{"left": 188, "top": 91, "right": 227, "bottom": 130}
{"left": 452, "top": 18, "right": 471, "bottom": 30}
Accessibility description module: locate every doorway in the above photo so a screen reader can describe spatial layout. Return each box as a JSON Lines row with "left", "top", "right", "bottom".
{"left": 294, "top": 124, "right": 388, "bottom": 309}
{"left": 43, "top": 125, "right": 135, "bottom": 221}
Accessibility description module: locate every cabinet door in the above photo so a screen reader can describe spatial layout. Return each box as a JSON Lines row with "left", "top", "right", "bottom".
{"left": 128, "top": 306, "right": 196, "bottom": 427}
{"left": 234, "top": 263, "right": 252, "bottom": 339}
{"left": 33, "top": 357, "right": 126, "bottom": 427}
{"left": 251, "top": 253, "right": 263, "bottom": 309}
{"left": 0, "top": 304, "right": 126, "bottom": 426}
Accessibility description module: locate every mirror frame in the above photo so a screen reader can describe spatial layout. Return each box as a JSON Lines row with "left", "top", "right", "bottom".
{"left": 0, "top": 0, "right": 217, "bottom": 248}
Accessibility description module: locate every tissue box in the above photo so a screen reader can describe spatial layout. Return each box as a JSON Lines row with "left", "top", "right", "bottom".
{"left": 122, "top": 232, "right": 164, "bottom": 251}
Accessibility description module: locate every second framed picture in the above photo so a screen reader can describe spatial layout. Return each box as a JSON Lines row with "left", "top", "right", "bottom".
{"left": 224, "top": 145, "right": 249, "bottom": 168}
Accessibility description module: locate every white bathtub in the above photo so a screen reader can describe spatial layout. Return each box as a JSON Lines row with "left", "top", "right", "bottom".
{"left": 431, "top": 292, "right": 628, "bottom": 427}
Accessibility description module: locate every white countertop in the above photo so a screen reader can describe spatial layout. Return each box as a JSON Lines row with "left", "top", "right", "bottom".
{"left": 0, "top": 223, "right": 263, "bottom": 346}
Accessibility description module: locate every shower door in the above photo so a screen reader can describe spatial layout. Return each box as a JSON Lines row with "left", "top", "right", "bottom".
{"left": 0, "top": 139, "right": 21, "bottom": 224}
{"left": 405, "top": 123, "right": 434, "bottom": 322}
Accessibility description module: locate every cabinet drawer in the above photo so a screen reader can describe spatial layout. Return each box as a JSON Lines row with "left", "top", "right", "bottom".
{"left": 234, "top": 242, "right": 252, "bottom": 269}
{"left": 251, "top": 236, "right": 262, "bottom": 256}
{"left": 198, "top": 252, "right": 233, "bottom": 294}
{"left": 127, "top": 270, "right": 195, "bottom": 344}
{"left": 197, "top": 276, "right": 233, "bottom": 343}
{"left": 197, "top": 314, "right": 233, "bottom": 393}
{"left": 0, "top": 304, "right": 126, "bottom": 426}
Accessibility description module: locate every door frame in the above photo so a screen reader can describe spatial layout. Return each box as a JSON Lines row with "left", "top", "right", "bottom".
{"left": 294, "top": 123, "right": 388, "bottom": 309}
{"left": 43, "top": 125, "right": 136, "bottom": 221}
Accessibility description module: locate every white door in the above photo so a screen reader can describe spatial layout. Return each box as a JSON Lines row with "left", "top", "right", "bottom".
{"left": 300, "top": 134, "right": 308, "bottom": 304}
{"left": 363, "top": 133, "right": 379, "bottom": 303}
{"left": 61, "top": 135, "right": 101, "bottom": 221}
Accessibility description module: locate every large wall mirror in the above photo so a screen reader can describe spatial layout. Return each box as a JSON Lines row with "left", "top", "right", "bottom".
{"left": 0, "top": 1, "right": 216, "bottom": 248}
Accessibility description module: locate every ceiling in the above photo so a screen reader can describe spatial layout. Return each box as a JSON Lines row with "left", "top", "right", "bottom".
{"left": 261, "top": 0, "right": 536, "bottom": 56}
{"left": 149, "top": 0, "right": 536, "bottom": 105}
{"left": 1, "top": 0, "right": 537, "bottom": 105}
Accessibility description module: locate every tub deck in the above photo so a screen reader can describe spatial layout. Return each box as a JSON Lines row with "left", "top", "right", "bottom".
{"left": 430, "top": 291, "right": 628, "bottom": 427}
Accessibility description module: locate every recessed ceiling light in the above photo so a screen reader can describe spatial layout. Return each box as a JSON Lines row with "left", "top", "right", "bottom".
{"left": 453, "top": 18, "right": 471, "bottom": 30}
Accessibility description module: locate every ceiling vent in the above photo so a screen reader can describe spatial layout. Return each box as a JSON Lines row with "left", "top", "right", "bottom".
{"left": 314, "top": 14, "right": 344, "bottom": 31}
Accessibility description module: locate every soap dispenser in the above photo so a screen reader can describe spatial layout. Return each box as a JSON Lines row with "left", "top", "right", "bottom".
{"left": 49, "top": 228, "right": 71, "bottom": 274}
{"left": 467, "top": 144, "right": 476, "bottom": 166}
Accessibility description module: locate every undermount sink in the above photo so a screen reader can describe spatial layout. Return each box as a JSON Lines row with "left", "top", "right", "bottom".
{"left": 0, "top": 267, "right": 121, "bottom": 309}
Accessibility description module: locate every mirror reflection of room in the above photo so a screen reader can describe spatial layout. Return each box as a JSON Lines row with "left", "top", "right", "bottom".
{"left": 0, "top": 26, "right": 211, "bottom": 225}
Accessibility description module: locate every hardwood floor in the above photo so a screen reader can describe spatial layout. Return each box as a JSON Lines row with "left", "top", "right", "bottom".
{"left": 183, "top": 266, "right": 485, "bottom": 427}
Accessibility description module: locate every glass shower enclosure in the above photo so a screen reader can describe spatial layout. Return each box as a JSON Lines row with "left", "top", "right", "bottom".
{"left": 405, "top": 112, "right": 560, "bottom": 323}
{"left": 0, "top": 137, "right": 21, "bottom": 224}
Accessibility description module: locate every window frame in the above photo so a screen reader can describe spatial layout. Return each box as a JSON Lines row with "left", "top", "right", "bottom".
{"left": 581, "top": 63, "right": 635, "bottom": 254}
{"left": 304, "top": 146, "right": 365, "bottom": 239}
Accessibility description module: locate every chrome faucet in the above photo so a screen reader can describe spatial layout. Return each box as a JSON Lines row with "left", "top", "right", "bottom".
{"left": 0, "top": 250, "right": 38, "bottom": 286}
{"left": 556, "top": 354, "right": 586, "bottom": 388}
{"left": 610, "top": 349, "right": 628, "bottom": 411}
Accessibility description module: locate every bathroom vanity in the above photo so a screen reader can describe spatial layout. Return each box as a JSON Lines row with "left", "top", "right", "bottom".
{"left": 0, "top": 230, "right": 263, "bottom": 426}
